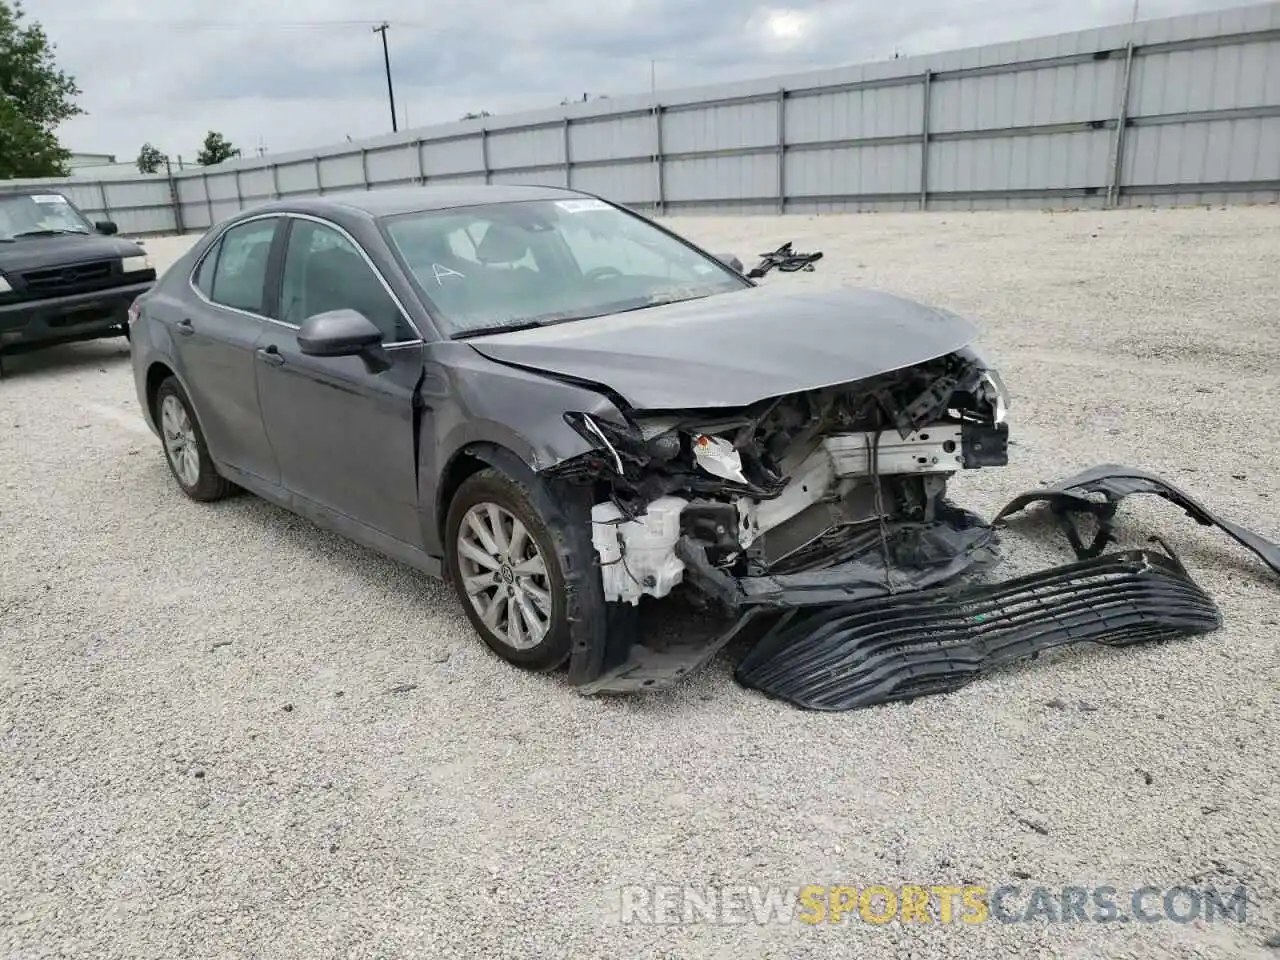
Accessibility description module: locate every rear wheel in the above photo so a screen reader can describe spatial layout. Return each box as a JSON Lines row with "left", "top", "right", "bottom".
{"left": 445, "top": 468, "right": 580, "bottom": 671}
{"left": 155, "top": 377, "right": 233, "bottom": 502}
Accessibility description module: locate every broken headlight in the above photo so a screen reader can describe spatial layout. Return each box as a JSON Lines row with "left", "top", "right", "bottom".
{"left": 959, "top": 345, "right": 1010, "bottom": 424}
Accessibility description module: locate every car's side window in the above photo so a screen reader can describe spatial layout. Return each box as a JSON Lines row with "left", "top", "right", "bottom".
{"left": 207, "top": 219, "right": 277, "bottom": 315}
{"left": 193, "top": 241, "right": 219, "bottom": 298}
{"left": 278, "top": 219, "right": 414, "bottom": 343}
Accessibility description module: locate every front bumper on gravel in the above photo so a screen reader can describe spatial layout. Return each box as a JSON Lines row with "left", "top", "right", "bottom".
{"left": 733, "top": 545, "right": 1221, "bottom": 711}
{"left": 571, "top": 464, "right": 1278, "bottom": 708}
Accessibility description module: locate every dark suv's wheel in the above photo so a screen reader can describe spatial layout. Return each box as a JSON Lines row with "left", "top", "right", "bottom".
{"left": 154, "top": 376, "right": 233, "bottom": 502}
{"left": 444, "top": 467, "right": 589, "bottom": 671}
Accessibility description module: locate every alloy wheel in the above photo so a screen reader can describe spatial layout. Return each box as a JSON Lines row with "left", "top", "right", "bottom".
{"left": 455, "top": 502, "right": 553, "bottom": 650}
{"left": 160, "top": 394, "right": 200, "bottom": 488}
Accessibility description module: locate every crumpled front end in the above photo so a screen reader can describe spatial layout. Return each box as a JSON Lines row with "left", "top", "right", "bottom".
{"left": 541, "top": 345, "right": 1012, "bottom": 692}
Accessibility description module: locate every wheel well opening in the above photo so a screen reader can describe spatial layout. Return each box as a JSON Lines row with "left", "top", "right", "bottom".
{"left": 144, "top": 362, "right": 175, "bottom": 426}
{"left": 438, "top": 451, "right": 488, "bottom": 538}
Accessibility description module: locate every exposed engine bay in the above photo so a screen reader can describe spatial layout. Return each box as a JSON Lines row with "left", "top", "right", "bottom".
{"left": 547, "top": 346, "right": 1010, "bottom": 608}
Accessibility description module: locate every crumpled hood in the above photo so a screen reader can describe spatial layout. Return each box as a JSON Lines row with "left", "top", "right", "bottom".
{"left": 0, "top": 234, "right": 145, "bottom": 273}
{"left": 466, "top": 285, "right": 979, "bottom": 410}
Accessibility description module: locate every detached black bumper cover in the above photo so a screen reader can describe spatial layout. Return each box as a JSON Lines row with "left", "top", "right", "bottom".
{"left": 734, "top": 547, "right": 1222, "bottom": 712}
{"left": 993, "top": 463, "right": 1280, "bottom": 577}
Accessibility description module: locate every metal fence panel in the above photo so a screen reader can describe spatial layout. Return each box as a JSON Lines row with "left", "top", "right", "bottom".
{"left": 365, "top": 144, "right": 419, "bottom": 184}
{"left": 787, "top": 84, "right": 924, "bottom": 142}
{"left": 488, "top": 126, "right": 562, "bottom": 169}
{"left": 425, "top": 138, "right": 483, "bottom": 177}
{"left": 4, "top": 2, "right": 1276, "bottom": 235}
{"left": 568, "top": 115, "right": 653, "bottom": 163}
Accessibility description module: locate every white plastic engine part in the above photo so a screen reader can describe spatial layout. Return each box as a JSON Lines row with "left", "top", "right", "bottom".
{"left": 590, "top": 496, "right": 689, "bottom": 605}
{"left": 691, "top": 434, "right": 748, "bottom": 484}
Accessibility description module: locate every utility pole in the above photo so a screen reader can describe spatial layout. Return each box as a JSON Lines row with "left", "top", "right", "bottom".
{"left": 373, "top": 22, "right": 398, "bottom": 133}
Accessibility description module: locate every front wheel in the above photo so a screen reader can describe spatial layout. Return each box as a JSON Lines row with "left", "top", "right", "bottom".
{"left": 154, "top": 376, "right": 233, "bottom": 502}
{"left": 445, "top": 468, "right": 581, "bottom": 671}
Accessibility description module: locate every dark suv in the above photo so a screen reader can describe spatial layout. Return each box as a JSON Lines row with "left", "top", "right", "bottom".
{"left": 0, "top": 188, "right": 156, "bottom": 369}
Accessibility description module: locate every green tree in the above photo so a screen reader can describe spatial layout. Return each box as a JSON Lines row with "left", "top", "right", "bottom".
{"left": 196, "top": 130, "right": 239, "bottom": 166}
{"left": 135, "top": 141, "right": 164, "bottom": 174}
{"left": 0, "top": 1, "right": 84, "bottom": 179}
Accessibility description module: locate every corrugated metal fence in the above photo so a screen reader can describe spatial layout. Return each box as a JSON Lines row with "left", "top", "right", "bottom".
{"left": 7, "top": 2, "right": 1279, "bottom": 236}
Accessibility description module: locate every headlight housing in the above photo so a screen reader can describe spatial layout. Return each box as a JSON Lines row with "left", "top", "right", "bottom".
{"left": 121, "top": 255, "right": 151, "bottom": 273}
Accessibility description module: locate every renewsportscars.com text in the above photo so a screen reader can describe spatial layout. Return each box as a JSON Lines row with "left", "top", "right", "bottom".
{"left": 617, "top": 884, "right": 1250, "bottom": 927}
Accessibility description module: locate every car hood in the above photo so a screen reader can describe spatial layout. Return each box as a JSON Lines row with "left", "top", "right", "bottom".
{"left": 0, "top": 234, "right": 144, "bottom": 272}
{"left": 466, "top": 285, "right": 979, "bottom": 410}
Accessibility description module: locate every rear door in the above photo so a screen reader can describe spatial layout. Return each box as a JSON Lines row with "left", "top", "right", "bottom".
{"left": 177, "top": 216, "right": 282, "bottom": 485}
{"left": 254, "top": 215, "right": 425, "bottom": 547}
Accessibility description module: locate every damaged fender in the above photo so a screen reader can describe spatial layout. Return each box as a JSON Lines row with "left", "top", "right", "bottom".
{"left": 993, "top": 463, "right": 1280, "bottom": 578}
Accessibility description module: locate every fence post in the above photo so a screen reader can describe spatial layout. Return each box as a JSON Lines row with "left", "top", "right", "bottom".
{"left": 414, "top": 139, "right": 426, "bottom": 185}
{"left": 165, "top": 157, "right": 185, "bottom": 234}
{"left": 1106, "top": 41, "right": 1137, "bottom": 208}
{"left": 314, "top": 156, "right": 323, "bottom": 195}
{"left": 270, "top": 162, "right": 280, "bottom": 200}
{"left": 653, "top": 103, "right": 665, "bottom": 216}
{"left": 202, "top": 172, "right": 213, "bottom": 227}
{"left": 233, "top": 168, "right": 243, "bottom": 211}
{"left": 480, "top": 129, "right": 491, "bottom": 184}
{"left": 98, "top": 181, "right": 112, "bottom": 223}
{"left": 360, "top": 148, "right": 370, "bottom": 190}
{"left": 920, "top": 71, "right": 932, "bottom": 210}
{"left": 562, "top": 117, "right": 572, "bottom": 190}
{"left": 775, "top": 88, "right": 786, "bottom": 214}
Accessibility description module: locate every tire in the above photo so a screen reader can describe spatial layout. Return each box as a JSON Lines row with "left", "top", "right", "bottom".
{"left": 154, "top": 376, "right": 233, "bottom": 502}
{"left": 445, "top": 467, "right": 586, "bottom": 672}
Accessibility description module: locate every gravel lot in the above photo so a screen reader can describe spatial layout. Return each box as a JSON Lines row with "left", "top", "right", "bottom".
{"left": 2, "top": 205, "right": 1278, "bottom": 959}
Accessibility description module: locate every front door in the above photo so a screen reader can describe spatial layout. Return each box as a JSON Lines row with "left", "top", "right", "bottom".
{"left": 254, "top": 216, "right": 425, "bottom": 548}
{"left": 176, "top": 216, "right": 282, "bottom": 484}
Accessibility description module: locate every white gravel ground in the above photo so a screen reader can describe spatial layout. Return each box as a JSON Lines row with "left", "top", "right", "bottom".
{"left": 2, "top": 206, "right": 1278, "bottom": 960}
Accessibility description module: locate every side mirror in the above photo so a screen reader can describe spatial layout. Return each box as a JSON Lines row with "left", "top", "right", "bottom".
{"left": 297, "top": 309, "right": 383, "bottom": 358}
{"left": 715, "top": 253, "right": 744, "bottom": 274}
{"left": 95, "top": 220, "right": 119, "bottom": 236}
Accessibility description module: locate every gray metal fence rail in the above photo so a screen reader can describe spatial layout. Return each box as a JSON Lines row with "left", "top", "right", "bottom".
{"left": 7, "top": 2, "right": 1279, "bottom": 236}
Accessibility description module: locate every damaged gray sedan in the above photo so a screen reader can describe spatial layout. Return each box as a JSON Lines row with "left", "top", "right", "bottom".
{"left": 128, "top": 184, "right": 1028, "bottom": 697}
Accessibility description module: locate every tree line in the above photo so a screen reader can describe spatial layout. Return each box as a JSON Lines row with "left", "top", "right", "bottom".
{"left": 0, "top": 1, "right": 243, "bottom": 179}
{"left": 2, "top": 0, "right": 609, "bottom": 182}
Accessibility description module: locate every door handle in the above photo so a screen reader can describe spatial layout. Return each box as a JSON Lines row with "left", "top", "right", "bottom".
{"left": 176, "top": 318, "right": 194, "bottom": 336}
{"left": 256, "top": 345, "right": 285, "bottom": 367}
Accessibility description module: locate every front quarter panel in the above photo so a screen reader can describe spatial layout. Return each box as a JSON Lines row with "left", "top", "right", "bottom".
{"left": 420, "top": 341, "right": 625, "bottom": 556}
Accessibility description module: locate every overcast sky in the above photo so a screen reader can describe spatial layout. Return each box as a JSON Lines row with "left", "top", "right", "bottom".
{"left": 26, "top": 0, "right": 1241, "bottom": 161}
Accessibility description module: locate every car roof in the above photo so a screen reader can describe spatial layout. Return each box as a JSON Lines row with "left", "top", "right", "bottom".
{"left": 278, "top": 183, "right": 586, "bottom": 219}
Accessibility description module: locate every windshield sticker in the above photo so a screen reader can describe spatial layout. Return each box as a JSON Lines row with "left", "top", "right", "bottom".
{"left": 432, "top": 263, "right": 465, "bottom": 285}
{"left": 31, "top": 194, "right": 68, "bottom": 204}
{"left": 555, "top": 199, "right": 610, "bottom": 213}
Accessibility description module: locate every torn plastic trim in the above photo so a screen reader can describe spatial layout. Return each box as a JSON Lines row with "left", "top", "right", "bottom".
{"left": 574, "top": 609, "right": 765, "bottom": 695}
{"left": 993, "top": 463, "right": 1280, "bottom": 578}
{"left": 733, "top": 544, "right": 1223, "bottom": 712}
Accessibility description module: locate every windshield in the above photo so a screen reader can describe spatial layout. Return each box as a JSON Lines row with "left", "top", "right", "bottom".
{"left": 0, "top": 193, "right": 93, "bottom": 240}
{"left": 379, "top": 198, "right": 749, "bottom": 337}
